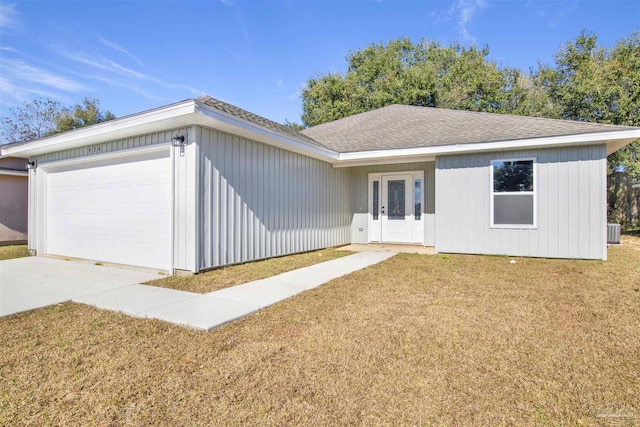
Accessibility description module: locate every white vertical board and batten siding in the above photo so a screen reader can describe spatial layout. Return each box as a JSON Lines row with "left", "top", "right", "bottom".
{"left": 435, "top": 145, "right": 607, "bottom": 259}
{"left": 198, "top": 126, "right": 351, "bottom": 270}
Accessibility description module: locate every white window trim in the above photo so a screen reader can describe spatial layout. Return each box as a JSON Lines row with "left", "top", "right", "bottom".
{"left": 490, "top": 157, "right": 537, "bottom": 229}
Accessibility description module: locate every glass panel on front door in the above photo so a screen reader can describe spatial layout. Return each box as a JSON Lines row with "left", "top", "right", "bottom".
{"left": 372, "top": 181, "right": 379, "bottom": 220}
{"left": 387, "top": 179, "right": 405, "bottom": 220}
{"left": 414, "top": 179, "right": 422, "bottom": 220}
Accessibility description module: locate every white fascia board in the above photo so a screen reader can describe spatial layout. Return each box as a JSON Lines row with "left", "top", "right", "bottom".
{"left": 193, "top": 102, "right": 339, "bottom": 162}
{"left": 1, "top": 101, "right": 198, "bottom": 158}
{"left": 0, "top": 169, "right": 28, "bottom": 177}
{"left": 333, "top": 155, "right": 436, "bottom": 168}
{"left": 336, "top": 129, "right": 640, "bottom": 164}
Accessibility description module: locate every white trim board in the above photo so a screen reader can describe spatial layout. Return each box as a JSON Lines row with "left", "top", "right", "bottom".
{"left": 38, "top": 143, "right": 171, "bottom": 170}
{"left": 0, "top": 169, "right": 28, "bottom": 177}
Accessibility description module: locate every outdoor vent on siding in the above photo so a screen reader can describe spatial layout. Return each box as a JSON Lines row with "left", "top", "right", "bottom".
{"left": 607, "top": 223, "right": 621, "bottom": 245}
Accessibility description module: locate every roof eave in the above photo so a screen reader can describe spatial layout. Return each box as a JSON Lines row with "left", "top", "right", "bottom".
{"left": 332, "top": 130, "right": 640, "bottom": 167}
{"left": 193, "top": 101, "right": 338, "bottom": 162}
{"left": 0, "top": 100, "right": 339, "bottom": 162}
{"left": 0, "top": 100, "right": 199, "bottom": 158}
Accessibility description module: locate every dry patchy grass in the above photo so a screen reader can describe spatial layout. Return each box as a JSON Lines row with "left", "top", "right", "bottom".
{"left": 147, "top": 248, "right": 352, "bottom": 293}
{"left": 1, "top": 239, "right": 639, "bottom": 425}
{"left": 0, "top": 245, "right": 29, "bottom": 261}
{"left": 622, "top": 234, "right": 640, "bottom": 251}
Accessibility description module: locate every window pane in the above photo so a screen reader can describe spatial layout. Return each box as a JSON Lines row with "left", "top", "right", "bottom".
{"left": 414, "top": 179, "right": 422, "bottom": 220}
{"left": 388, "top": 180, "right": 405, "bottom": 220}
{"left": 493, "top": 160, "right": 533, "bottom": 192}
{"left": 493, "top": 194, "right": 534, "bottom": 225}
{"left": 372, "top": 181, "right": 379, "bottom": 220}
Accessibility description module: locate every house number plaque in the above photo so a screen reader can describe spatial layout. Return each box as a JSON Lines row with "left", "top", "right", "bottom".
{"left": 87, "top": 145, "right": 103, "bottom": 154}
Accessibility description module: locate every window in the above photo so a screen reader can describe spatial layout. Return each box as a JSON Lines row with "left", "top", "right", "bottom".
{"left": 491, "top": 159, "right": 535, "bottom": 227}
{"left": 387, "top": 179, "right": 405, "bottom": 220}
{"left": 414, "top": 179, "right": 422, "bottom": 220}
{"left": 372, "top": 180, "right": 379, "bottom": 220}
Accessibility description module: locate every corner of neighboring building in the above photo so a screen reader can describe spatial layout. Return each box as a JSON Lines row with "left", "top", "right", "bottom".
{"left": 0, "top": 156, "right": 29, "bottom": 245}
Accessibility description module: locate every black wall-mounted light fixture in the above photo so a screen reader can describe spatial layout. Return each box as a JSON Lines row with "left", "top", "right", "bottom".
{"left": 26, "top": 160, "right": 36, "bottom": 170}
{"left": 172, "top": 135, "right": 185, "bottom": 146}
{"left": 172, "top": 134, "right": 186, "bottom": 156}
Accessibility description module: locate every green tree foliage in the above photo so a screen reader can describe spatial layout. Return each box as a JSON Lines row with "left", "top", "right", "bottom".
{"left": 534, "top": 32, "right": 640, "bottom": 224}
{"left": 55, "top": 98, "right": 116, "bottom": 134}
{"left": 603, "top": 33, "right": 639, "bottom": 179}
{"left": 1, "top": 97, "right": 115, "bottom": 145}
{"left": 301, "top": 38, "right": 519, "bottom": 127}
{"left": 283, "top": 119, "right": 306, "bottom": 131}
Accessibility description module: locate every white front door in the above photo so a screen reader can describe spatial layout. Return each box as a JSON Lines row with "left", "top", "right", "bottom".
{"left": 381, "top": 174, "right": 413, "bottom": 243}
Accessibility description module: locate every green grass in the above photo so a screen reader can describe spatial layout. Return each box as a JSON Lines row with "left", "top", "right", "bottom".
{"left": 0, "top": 245, "right": 30, "bottom": 261}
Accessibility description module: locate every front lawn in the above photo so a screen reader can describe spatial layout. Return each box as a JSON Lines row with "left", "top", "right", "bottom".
{"left": 0, "top": 245, "right": 30, "bottom": 261}
{"left": 1, "top": 238, "right": 639, "bottom": 425}
{"left": 146, "top": 247, "right": 352, "bottom": 293}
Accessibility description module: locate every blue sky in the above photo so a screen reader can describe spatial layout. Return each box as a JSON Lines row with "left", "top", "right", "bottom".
{"left": 0, "top": 0, "right": 638, "bottom": 125}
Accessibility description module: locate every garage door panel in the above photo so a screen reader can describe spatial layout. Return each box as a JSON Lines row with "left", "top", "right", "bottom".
{"left": 47, "top": 234, "right": 169, "bottom": 269}
{"left": 46, "top": 149, "right": 171, "bottom": 270}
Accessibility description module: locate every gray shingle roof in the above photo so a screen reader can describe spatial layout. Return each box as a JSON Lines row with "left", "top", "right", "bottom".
{"left": 301, "top": 104, "right": 637, "bottom": 153}
{"left": 196, "top": 96, "right": 331, "bottom": 149}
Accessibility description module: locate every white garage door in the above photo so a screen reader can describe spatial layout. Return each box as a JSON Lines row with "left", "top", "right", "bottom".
{"left": 46, "top": 149, "right": 171, "bottom": 270}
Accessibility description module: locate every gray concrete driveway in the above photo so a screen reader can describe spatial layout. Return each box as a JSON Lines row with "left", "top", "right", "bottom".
{"left": 1, "top": 252, "right": 394, "bottom": 330}
{"left": 0, "top": 257, "right": 160, "bottom": 317}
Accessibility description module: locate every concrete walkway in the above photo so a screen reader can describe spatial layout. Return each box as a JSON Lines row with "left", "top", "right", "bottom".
{"left": 73, "top": 251, "right": 394, "bottom": 330}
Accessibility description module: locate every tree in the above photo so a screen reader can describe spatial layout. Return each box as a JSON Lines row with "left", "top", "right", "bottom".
{"left": 1, "top": 97, "right": 116, "bottom": 145}
{"left": 54, "top": 98, "right": 116, "bottom": 134}
{"left": 283, "top": 119, "right": 306, "bottom": 131}
{"left": 533, "top": 31, "right": 639, "bottom": 224}
{"left": 604, "top": 32, "right": 640, "bottom": 179}
{"left": 300, "top": 38, "right": 519, "bottom": 127}
{"left": 302, "top": 73, "right": 358, "bottom": 127}
{"left": 1, "top": 98, "right": 60, "bottom": 144}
